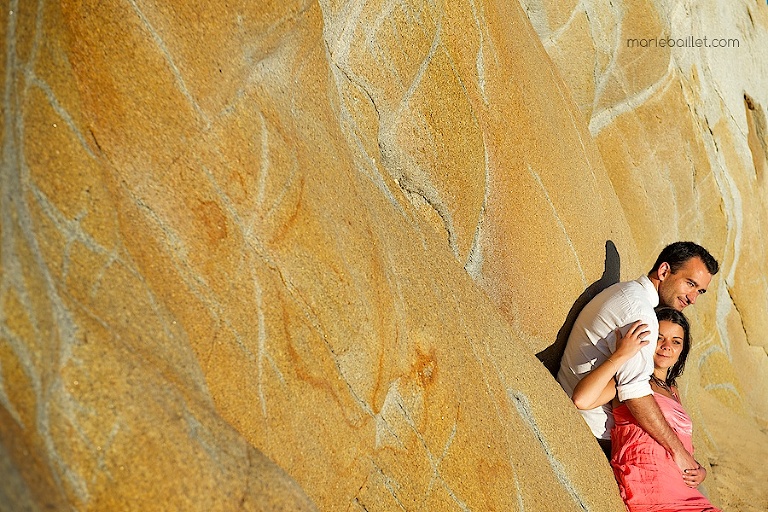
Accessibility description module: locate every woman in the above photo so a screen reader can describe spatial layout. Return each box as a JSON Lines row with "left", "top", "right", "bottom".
{"left": 572, "top": 307, "right": 720, "bottom": 512}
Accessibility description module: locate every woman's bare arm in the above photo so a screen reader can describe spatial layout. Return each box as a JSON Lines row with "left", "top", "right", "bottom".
{"left": 572, "top": 321, "right": 650, "bottom": 410}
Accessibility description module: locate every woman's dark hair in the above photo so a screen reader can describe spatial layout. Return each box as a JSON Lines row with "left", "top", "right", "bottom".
{"left": 650, "top": 241, "right": 719, "bottom": 276}
{"left": 655, "top": 307, "right": 691, "bottom": 387}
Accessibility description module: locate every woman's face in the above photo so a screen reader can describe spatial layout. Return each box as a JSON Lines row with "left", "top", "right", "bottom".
{"left": 654, "top": 320, "right": 685, "bottom": 370}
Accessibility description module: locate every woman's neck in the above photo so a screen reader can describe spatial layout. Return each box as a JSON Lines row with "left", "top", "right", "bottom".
{"left": 653, "top": 368, "right": 667, "bottom": 381}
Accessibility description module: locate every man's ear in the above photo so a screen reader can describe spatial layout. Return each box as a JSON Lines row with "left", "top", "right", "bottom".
{"left": 657, "top": 262, "right": 671, "bottom": 280}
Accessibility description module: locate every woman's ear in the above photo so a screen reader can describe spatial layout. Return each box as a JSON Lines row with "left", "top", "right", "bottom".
{"left": 657, "top": 261, "right": 671, "bottom": 280}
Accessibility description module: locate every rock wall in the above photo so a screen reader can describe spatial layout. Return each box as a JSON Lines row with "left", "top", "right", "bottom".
{"left": 517, "top": 0, "right": 768, "bottom": 509}
{"left": 0, "top": 0, "right": 765, "bottom": 510}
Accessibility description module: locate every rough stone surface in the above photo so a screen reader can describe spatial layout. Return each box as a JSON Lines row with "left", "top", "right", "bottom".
{"left": 1, "top": 0, "right": 765, "bottom": 510}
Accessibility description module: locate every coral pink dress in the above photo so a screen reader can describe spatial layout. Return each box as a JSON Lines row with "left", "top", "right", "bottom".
{"left": 610, "top": 393, "right": 721, "bottom": 512}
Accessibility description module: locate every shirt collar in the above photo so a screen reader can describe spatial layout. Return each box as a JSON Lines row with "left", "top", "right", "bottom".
{"left": 636, "top": 274, "right": 660, "bottom": 308}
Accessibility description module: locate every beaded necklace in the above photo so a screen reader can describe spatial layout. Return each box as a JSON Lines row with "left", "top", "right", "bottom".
{"left": 650, "top": 374, "right": 679, "bottom": 401}
{"left": 649, "top": 374, "right": 671, "bottom": 392}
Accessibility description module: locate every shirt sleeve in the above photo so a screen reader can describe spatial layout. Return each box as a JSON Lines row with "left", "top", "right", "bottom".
{"left": 614, "top": 314, "right": 659, "bottom": 402}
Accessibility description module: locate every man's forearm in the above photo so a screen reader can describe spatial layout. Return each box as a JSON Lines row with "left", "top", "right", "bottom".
{"left": 624, "top": 394, "right": 696, "bottom": 469}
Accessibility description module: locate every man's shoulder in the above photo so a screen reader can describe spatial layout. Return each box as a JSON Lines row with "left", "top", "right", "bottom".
{"left": 588, "top": 277, "right": 655, "bottom": 316}
{"left": 591, "top": 278, "right": 641, "bottom": 302}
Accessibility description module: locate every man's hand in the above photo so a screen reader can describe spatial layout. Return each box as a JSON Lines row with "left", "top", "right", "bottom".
{"left": 682, "top": 463, "right": 707, "bottom": 487}
{"left": 671, "top": 443, "right": 699, "bottom": 476}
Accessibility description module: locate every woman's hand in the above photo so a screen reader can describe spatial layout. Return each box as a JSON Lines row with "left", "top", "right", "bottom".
{"left": 614, "top": 320, "right": 651, "bottom": 359}
{"left": 572, "top": 320, "right": 651, "bottom": 411}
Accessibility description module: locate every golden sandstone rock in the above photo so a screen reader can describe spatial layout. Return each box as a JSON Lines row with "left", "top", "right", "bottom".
{"left": 1, "top": 0, "right": 766, "bottom": 511}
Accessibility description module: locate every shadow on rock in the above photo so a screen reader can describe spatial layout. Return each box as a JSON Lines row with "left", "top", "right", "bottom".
{"left": 536, "top": 240, "right": 621, "bottom": 377}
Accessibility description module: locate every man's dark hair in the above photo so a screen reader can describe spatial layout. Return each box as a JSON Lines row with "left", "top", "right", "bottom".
{"left": 650, "top": 241, "right": 719, "bottom": 275}
{"left": 654, "top": 307, "right": 691, "bottom": 387}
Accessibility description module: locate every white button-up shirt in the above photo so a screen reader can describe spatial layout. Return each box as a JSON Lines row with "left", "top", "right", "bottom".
{"left": 557, "top": 275, "right": 659, "bottom": 439}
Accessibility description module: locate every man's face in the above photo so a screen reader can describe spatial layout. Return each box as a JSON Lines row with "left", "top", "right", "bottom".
{"left": 657, "top": 257, "right": 713, "bottom": 311}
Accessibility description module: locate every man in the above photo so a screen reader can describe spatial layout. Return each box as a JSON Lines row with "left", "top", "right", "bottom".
{"left": 557, "top": 241, "right": 719, "bottom": 481}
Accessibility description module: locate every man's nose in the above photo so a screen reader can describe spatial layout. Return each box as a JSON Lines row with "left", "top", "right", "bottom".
{"left": 687, "top": 291, "right": 699, "bottom": 304}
